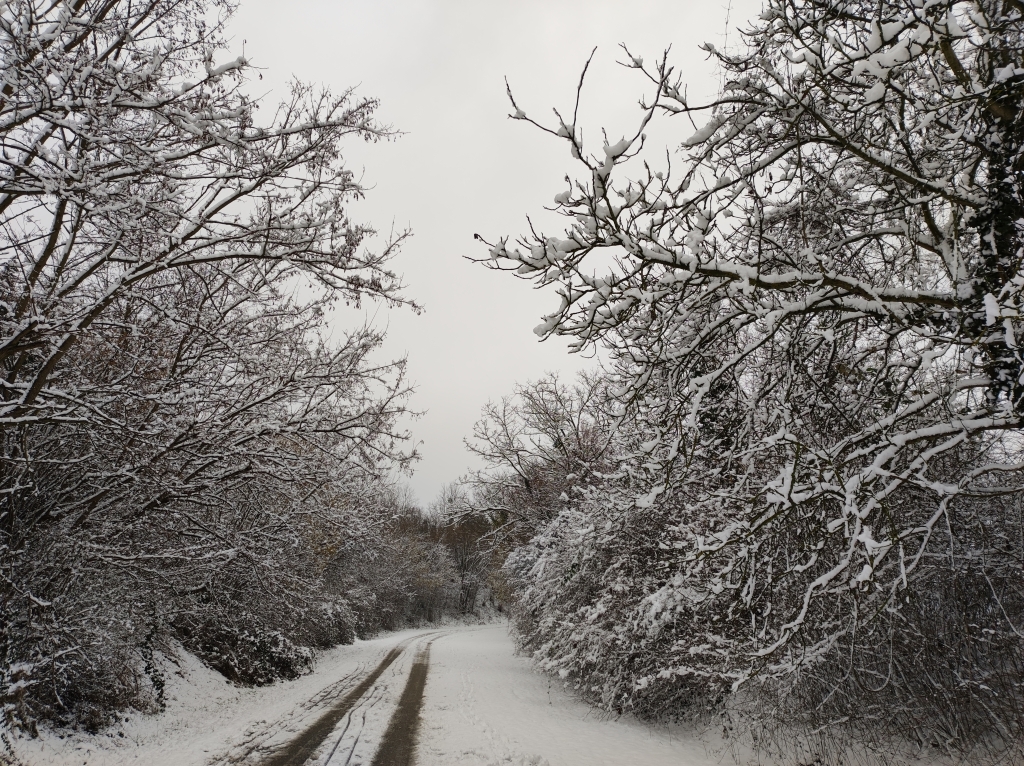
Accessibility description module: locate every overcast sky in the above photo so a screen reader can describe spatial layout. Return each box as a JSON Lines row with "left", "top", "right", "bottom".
{"left": 228, "top": 0, "right": 762, "bottom": 505}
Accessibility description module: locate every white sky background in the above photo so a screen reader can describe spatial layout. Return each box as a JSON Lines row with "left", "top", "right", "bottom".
{"left": 229, "top": 0, "right": 762, "bottom": 506}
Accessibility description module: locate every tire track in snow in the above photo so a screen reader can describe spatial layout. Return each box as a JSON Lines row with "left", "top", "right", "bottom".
{"left": 259, "top": 633, "right": 439, "bottom": 766}
{"left": 316, "top": 681, "right": 389, "bottom": 766}
{"left": 207, "top": 632, "right": 436, "bottom": 766}
{"left": 207, "top": 664, "right": 367, "bottom": 766}
{"left": 368, "top": 633, "right": 448, "bottom": 766}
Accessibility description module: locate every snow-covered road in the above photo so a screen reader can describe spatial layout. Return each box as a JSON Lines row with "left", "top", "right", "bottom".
{"left": 291, "top": 626, "right": 727, "bottom": 766}
{"left": 414, "top": 626, "right": 722, "bottom": 766}
{"left": 7, "top": 625, "right": 730, "bottom": 766}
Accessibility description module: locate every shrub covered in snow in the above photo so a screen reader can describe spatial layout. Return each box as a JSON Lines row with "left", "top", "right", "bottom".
{"left": 480, "top": 0, "right": 1024, "bottom": 760}
{"left": 0, "top": 0, "right": 419, "bottom": 730}
{"left": 177, "top": 623, "right": 314, "bottom": 687}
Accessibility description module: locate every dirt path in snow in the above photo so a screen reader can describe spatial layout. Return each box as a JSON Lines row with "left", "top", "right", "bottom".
{"left": 257, "top": 633, "right": 437, "bottom": 766}
{"left": 368, "top": 635, "right": 441, "bottom": 766}
{"left": 220, "top": 626, "right": 722, "bottom": 766}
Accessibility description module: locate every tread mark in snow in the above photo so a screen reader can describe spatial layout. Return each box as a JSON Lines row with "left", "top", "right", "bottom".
{"left": 369, "top": 634, "right": 444, "bottom": 766}
{"left": 258, "top": 633, "right": 435, "bottom": 766}
{"left": 206, "top": 664, "right": 366, "bottom": 765}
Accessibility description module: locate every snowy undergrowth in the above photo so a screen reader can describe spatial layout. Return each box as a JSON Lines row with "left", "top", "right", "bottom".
{"left": 1, "top": 629, "right": 432, "bottom": 766}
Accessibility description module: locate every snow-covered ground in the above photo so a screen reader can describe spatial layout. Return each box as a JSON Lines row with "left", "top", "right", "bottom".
{"left": 4, "top": 628, "right": 430, "bottom": 766}
{"left": 5, "top": 624, "right": 738, "bottom": 766}
{"left": 416, "top": 626, "right": 726, "bottom": 766}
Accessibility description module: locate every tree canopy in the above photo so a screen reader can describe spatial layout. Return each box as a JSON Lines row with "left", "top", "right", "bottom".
{"left": 481, "top": 0, "right": 1024, "bottom": 760}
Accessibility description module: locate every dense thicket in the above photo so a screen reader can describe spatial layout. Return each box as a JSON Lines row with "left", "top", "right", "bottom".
{"left": 480, "top": 0, "right": 1024, "bottom": 761}
{"left": 0, "top": 0, "right": 442, "bottom": 732}
{"left": 327, "top": 494, "right": 497, "bottom": 636}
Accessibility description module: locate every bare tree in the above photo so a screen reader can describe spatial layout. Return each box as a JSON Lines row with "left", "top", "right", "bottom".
{"left": 464, "top": 372, "right": 617, "bottom": 545}
{"left": 0, "top": 0, "right": 417, "bottom": 729}
{"left": 484, "top": 0, "right": 1024, "bottom": 760}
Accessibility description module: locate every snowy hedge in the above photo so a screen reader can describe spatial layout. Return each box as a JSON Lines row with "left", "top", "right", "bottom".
{"left": 480, "top": 0, "right": 1024, "bottom": 760}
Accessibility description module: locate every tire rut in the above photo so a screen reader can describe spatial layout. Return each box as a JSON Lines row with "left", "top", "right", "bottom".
{"left": 206, "top": 632, "right": 435, "bottom": 766}
{"left": 257, "top": 634, "right": 436, "bottom": 766}
{"left": 368, "top": 634, "right": 445, "bottom": 766}
{"left": 207, "top": 664, "right": 366, "bottom": 766}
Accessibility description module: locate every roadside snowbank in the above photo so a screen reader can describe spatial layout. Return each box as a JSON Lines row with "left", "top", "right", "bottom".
{"left": 3, "top": 628, "right": 431, "bottom": 766}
